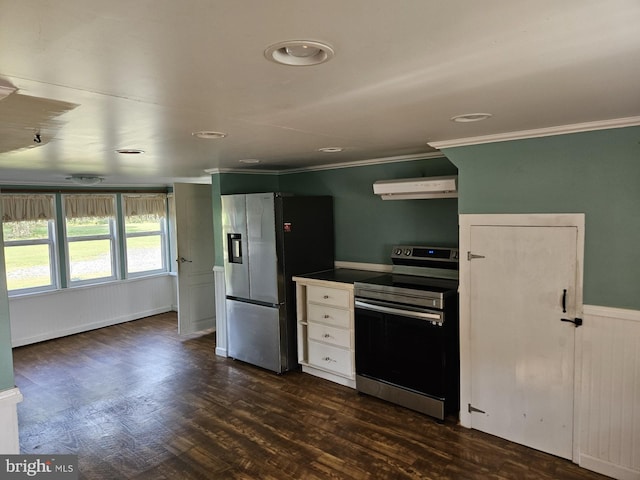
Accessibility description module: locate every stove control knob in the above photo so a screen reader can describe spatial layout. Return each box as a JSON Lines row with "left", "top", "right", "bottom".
{"left": 404, "top": 249, "right": 411, "bottom": 256}
{"left": 394, "top": 248, "right": 402, "bottom": 255}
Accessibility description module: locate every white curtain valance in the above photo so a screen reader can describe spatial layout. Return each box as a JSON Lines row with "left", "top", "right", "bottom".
{"left": 123, "top": 194, "right": 167, "bottom": 217}
{"left": 64, "top": 195, "right": 115, "bottom": 219}
{"left": 1, "top": 194, "right": 55, "bottom": 222}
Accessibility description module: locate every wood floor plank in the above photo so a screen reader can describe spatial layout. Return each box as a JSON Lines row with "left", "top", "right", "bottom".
{"left": 12, "top": 312, "right": 608, "bottom": 480}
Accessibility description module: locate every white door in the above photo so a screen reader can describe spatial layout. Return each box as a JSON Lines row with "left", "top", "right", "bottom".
{"left": 174, "top": 183, "right": 216, "bottom": 335}
{"left": 468, "top": 224, "right": 580, "bottom": 460}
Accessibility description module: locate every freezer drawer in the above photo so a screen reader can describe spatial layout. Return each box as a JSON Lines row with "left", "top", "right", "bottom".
{"left": 227, "top": 299, "right": 284, "bottom": 373}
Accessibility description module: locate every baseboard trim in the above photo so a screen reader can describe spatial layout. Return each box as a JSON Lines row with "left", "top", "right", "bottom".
{"left": 215, "top": 347, "right": 228, "bottom": 357}
{"left": 301, "top": 365, "right": 356, "bottom": 389}
{"left": 12, "top": 306, "right": 174, "bottom": 347}
{"left": 579, "top": 454, "right": 640, "bottom": 480}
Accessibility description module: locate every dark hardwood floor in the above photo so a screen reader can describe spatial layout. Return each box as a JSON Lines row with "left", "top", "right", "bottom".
{"left": 13, "top": 312, "right": 607, "bottom": 480}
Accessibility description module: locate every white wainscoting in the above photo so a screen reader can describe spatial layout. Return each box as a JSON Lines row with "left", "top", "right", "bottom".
{"left": 9, "top": 275, "right": 175, "bottom": 347}
{"left": 0, "top": 387, "right": 22, "bottom": 454}
{"left": 213, "top": 266, "right": 227, "bottom": 357}
{"left": 580, "top": 305, "right": 640, "bottom": 480}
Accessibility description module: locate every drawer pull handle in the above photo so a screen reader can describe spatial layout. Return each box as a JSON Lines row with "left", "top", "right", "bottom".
{"left": 322, "top": 356, "right": 336, "bottom": 363}
{"left": 323, "top": 314, "right": 330, "bottom": 319}
{"left": 323, "top": 333, "right": 331, "bottom": 338}
{"left": 323, "top": 295, "right": 329, "bottom": 299}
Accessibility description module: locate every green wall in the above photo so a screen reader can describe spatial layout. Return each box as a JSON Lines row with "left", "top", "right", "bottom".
{"left": 0, "top": 225, "right": 15, "bottom": 391}
{"left": 442, "top": 126, "right": 640, "bottom": 310}
{"left": 219, "top": 173, "right": 280, "bottom": 195}
{"left": 279, "top": 158, "right": 459, "bottom": 263}
{"left": 211, "top": 156, "right": 459, "bottom": 266}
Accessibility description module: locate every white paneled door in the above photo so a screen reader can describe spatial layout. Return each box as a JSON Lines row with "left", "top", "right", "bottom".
{"left": 468, "top": 224, "right": 580, "bottom": 460}
{"left": 174, "top": 183, "right": 216, "bottom": 335}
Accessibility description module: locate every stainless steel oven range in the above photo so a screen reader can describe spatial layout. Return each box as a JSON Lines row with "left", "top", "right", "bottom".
{"left": 354, "top": 245, "right": 459, "bottom": 421}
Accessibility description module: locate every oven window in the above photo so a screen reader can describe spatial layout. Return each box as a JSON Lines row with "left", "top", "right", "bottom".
{"left": 355, "top": 307, "right": 447, "bottom": 398}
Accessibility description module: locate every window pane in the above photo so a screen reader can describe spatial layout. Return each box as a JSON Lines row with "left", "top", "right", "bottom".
{"left": 2, "top": 219, "right": 55, "bottom": 292}
{"left": 66, "top": 217, "right": 111, "bottom": 237}
{"left": 68, "top": 239, "right": 113, "bottom": 281}
{"left": 125, "top": 214, "right": 161, "bottom": 233}
{"left": 3, "top": 219, "right": 49, "bottom": 241}
{"left": 126, "top": 235, "right": 163, "bottom": 273}
{"left": 125, "top": 213, "right": 166, "bottom": 275}
{"left": 4, "top": 244, "right": 53, "bottom": 290}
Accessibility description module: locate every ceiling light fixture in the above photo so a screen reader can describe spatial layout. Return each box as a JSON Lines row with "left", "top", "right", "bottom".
{"left": 192, "top": 131, "right": 227, "bottom": 139}
{"left": 115, "top": 148, "right": 145, "bottom": 154}
{"left": 265, "top": 40, "right": 334, "bottom": 66}
{"left": 318, "top": 146, "right": 344, "bottom": 153}
{"left": 65, "top": 174, "right": 104, "bottom": 186}
{"left": 450, "top": 113, "right": 493, "bottom": 123}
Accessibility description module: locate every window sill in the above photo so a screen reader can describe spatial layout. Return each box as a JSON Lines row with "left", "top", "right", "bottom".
{"left": 8, "top": 273, "right": 173, "bottom": 300}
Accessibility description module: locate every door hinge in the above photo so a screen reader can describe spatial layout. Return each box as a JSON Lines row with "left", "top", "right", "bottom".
{"left": 468, "top": 404, "right": 486, "bottom": 414}
{"left": 467, "top": 252, "right": 486, "bottom": 261}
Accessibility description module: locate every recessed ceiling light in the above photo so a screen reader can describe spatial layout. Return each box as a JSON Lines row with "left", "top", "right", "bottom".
{"left": 116, "top": 148, "right": 145, "bottom": 154}
{"left": 192, "top": 131, "right": 227, "bottom": 139}
{"left": 265, "top": 40, "right": 334, "bottom": 66}
{"left": 318, "top": 147, "right": 344, "bottom": 153}
{"left": 238, "top": 159, "right": 261, "bottom": 164}
{"left": 450, "top": 113, "right": 493, "bottom": 123}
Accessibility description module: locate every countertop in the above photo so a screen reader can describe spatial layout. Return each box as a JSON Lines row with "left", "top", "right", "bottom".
{"left": 293, "top": 268, "right": 381, "bottom": 285}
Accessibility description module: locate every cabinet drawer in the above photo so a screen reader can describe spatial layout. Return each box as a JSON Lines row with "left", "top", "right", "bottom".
{"left": 308, "top": 341, "right": 352, "bottom": 377}
{"left": 308, "top": 303, "right": 350, "bottom": 328}
{"left": 308, "top": 322, "right": 350, "bottom": 348}
{"left": 307, "top": 285, "right": 350, "bottom": 308}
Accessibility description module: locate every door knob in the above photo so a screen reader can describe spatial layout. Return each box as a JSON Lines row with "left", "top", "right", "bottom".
{"left": 178, "top": 256, "right": 193, "bottom": 263}
{"left": 560, "top": 317, "right": 582, "bottom": 327}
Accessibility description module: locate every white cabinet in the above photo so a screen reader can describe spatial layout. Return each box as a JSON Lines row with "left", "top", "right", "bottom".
{"left": 293, "top": 277, "right": 356, "bottom": 388}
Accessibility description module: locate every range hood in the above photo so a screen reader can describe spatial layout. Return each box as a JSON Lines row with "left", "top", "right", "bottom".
{"left": 373, "top": 175, "right": 458, "bottom": 200}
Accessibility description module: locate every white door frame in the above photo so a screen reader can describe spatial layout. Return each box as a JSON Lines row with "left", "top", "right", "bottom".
{"left": 459, "top": 213, "right": 585, "bottom": 461}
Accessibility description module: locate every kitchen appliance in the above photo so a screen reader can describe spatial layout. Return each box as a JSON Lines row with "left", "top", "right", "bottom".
{"left": 222, "top": 192, "right": 334, "bottom": 373}
{"left": 354, "top": 245, "right": 459, "bottom": 420}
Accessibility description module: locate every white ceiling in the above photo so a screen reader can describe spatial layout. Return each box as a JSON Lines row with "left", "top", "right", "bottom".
{"left": 1, "top": 0, "right": 639, "bottom": 187}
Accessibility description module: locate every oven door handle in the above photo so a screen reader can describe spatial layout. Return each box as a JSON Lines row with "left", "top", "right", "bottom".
{"left": 355, "top": 300, "right": 443, "bottom": 323}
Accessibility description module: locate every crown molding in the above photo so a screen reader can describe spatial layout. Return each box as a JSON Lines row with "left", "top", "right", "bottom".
{"left": 281, "top": 152, "right": 444, "bottom": 174}
{"left": 204, "top": 167, "right": 281, "bottom": 175}
{"left": 204, "top": 152, "right": 445, "bottom": 176}
{"left": 428, "top": 116, "right": 640, "bottom": 150}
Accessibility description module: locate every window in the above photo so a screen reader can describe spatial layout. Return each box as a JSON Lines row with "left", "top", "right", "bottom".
{"left": 123, "top": 195, "right": 168, "bottom": 276}
{"left": 1, "top": 191, "right": 169, "bottom": 295}
{"left": 64, "top": 195, "right": 118, "bottom": 284}
{"left": 1, "top": 194, "right": 58, "bottom": 294}
{"left": 3, "top": 219, "right": 58, "bottom": 293}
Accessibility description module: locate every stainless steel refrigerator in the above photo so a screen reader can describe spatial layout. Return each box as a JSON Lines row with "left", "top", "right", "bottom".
{"left": 222, "top": 192, "right": 334, "bottom": 373}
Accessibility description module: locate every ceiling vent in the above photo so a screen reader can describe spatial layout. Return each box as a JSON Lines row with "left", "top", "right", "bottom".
{"left": 373, "top": 175, "right": 458, "bottom": 200}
